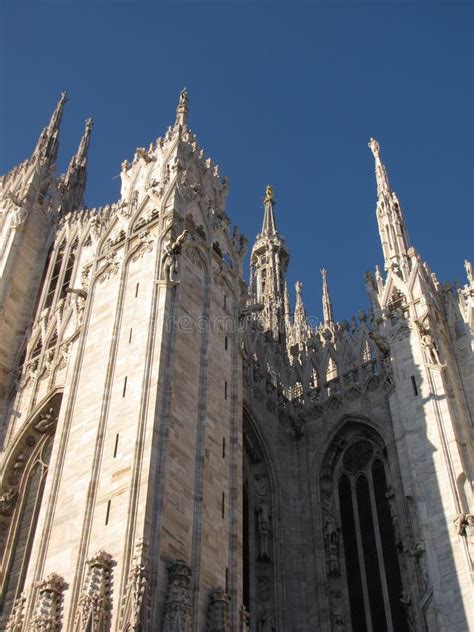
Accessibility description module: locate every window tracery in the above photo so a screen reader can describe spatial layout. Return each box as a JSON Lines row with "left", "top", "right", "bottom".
{"left": 0, "top": 434, "right": 54, "bottom": 628}
{"left": 320, "top": 423, "right": 415, "bottom": 632}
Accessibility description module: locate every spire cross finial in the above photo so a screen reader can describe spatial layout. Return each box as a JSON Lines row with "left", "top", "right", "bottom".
{"left": 320, "top": 268, "right": 334, "bottom": 325}
{"left": 368, "top": 137, "right": 391, "bottom": 196}
{"left": 176, "top": 87, "right": 189, "bottom": 127}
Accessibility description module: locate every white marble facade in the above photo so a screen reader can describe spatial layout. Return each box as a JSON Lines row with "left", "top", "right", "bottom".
{"left": 0, "top": 91, "right": 472, "bottom": 631}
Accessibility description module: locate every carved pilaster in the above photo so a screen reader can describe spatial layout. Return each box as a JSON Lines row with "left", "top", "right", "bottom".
{"left": 28, "top": 573, "right": 66, "bottom": 631}
{"left": 161, "top": 559, "right": 192, "bottom": 632}
{"left": 239, "top": 605, "right": 250, "bottom": 632}
{"left": 5, "top": 593, "right": 26, "bottom": 632}
{"left": 73, "top": 550, "right": 113, "bottom": 631}
{"left": 118, "top": 538, "right": 150, "bottom": 631}
{"left": 207, "top": 587, "right": 230, "bottom": 632}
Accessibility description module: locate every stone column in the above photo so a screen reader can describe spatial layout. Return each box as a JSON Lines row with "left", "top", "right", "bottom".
{"left": 162, "top": 559, "right": 192, "bottom": 632}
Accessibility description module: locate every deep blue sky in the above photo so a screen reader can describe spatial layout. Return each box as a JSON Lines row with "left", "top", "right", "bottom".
{"left": 1, "top": 2, "right": 472, "bottom": 322}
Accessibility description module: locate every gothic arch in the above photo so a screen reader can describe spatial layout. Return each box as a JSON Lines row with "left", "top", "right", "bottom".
{"left": 317, "top": 418, "right": 415, "bottom": 632}
{"left": 0, "top": 390, "right": 62, "bottom": 628}
{"left": 242, "top": 407, "right": 283, "bottom": 632}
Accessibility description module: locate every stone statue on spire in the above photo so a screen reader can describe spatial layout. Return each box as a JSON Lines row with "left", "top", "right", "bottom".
{"left": 176, "top": 88, "right": 189, "bottom": 127}
{"left": 368, "top": 137, "right": 391, "bottom": 196}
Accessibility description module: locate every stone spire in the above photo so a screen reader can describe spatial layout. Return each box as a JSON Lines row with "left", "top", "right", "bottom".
{"left": 293, "top": 281, "right": 309, "bottom": 345}
{"left": 261, "top": 185, "right": 277, "bottom": 235}
{"left": 368, "top": 138, "right": 411, "bottom": 278}
{"left": 250, "top": 185, "right": 290, "bottom": 343}
{"left": 294, "top": 281, "right": 306, "bottom": 326}
{"left": 59, "top": 118, "right": 93, "bottom": 214}
{"left": 284, "top": 281, "right": 292, "bottom": 330}
{"left": 176, "top": 88, "right": 189, "bottom": 127}
{"left": 321, "top": 268, "right": 334, "bottom": 326}
{"left": 33, "top": 92, "right": 68, "bottom": 169}
{"left": 368, "top": 137, "right": 391, "bottom": 196}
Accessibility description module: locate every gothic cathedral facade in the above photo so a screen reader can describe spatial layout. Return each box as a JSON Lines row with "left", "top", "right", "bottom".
{"left": 0, "top": 92, "right": 472, "bottom": 631}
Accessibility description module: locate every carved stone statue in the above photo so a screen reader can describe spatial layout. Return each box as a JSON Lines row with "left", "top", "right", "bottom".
{"left": 385, "top": 486, "right": 402, "bottom": 548}
{"left": 421, "top": 332, "right": 441, "bottom": 365}
{"left": 465, "top": 259, "right": 473, "bottom": 286}
{"left": 324, "top": 511, "right": 338, "bottom": 547}
{"left": 258, "top": 606, "right": 276, "bottom": 632}
{"left": 400, "top": 591, "right": 416, "bottom": 631}
{"left": 257, "top": 502, "right": 271, "bottom": 561}
{"left": 254, "top": 469, "right": 269, "bottom": 497}
{"left": 162, "top": 230, "right": 190, "bottom": 281}
{"left": 34, "top": 407, "right": 57, "bottom": 433}
{"left": 369, "top": 331, "right": 390, "bottom": 357}
{"left": 0, "top": 489, "right": 17, "bottom": 516}
{"left": 454, "top": 512, "right": 474, "bottom": 536}
{"left": 406, "top": 540, "right": 429, "bottom": 590}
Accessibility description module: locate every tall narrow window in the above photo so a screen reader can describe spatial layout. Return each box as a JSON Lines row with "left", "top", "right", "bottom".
{"left": 44, "top": 242, "right": 66, "bottom": 309}
{"left": 0, "top": 434, "right": 55, "bottom": 628}
{"left": 336, "top": 438, "right": 410, "bottom": 632}
{"left": 60, "top": 238, "right": 78, "bottom": 299}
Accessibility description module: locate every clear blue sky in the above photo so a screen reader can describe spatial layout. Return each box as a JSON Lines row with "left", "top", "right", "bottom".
{"left": 1, "top": 2, "right": 472, "bottom": 322}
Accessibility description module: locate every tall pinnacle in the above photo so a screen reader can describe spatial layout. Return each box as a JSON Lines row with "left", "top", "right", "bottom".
{"left": 48, "top": 92, "right": 68, "bottom": 134}
{"left": 261, "top": 185, "right": 277, "bottom": 235}
{"left": 60, "top": 117, "right": 93, "bottom": 214}
{"left": 74, "top": 117, "right": 93, "bottom": 166}
{"left": 250, "top": 185, "right": 289, "bottom": 343}
{"left": 368, "top": 138, "right": 411, "bottom": 276}
{"left": 321, "top": 268, "right": 334, "bottom": 325}
{"left": 176, "top": 88, "right": 189, "bottom": 127}
{"left": 368, "top": 137, "right": 391, "bottom": 196}
{"left": 294, "top": 281, "right": 306, "bottom": 325}
{"left": 34, "top": 92, "right": 68, "bottom": 166}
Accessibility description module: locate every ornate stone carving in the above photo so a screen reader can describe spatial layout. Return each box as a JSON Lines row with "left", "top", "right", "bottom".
{"left": 0, "top": 489, "right": 17, "bottom": 516}
{"left": 454, "top": 512, "right": 474, "bottom": 536}
{"left": 162, "top": 230, "right": 191, "bottom": 281}
{"left": 29, "top": 573, "right": 67, "bottom": 632}
{"left": 290, "top": 413, "right": 305, "bottom": 438}
{"left": 239, "top": 605, "right": 250, "bottom": 632}
{"left": 73, "top": 550, "right": 113, "bottom": 631}
{"left": 323, "top": 509, "right": 340, "bottom": 576}
{"left": 257, "top": 606, "right": 276, "bottom": 632}
{"left": 207, "top": 587, "right": 230, "bottom": 632}
{"left": 257, "top": 502, "right": 271, "bottom": 561}
{"left": 420, "top": 331, "right": 441, "bottom": 365}
{"left": 34, "top": 408, "right": 57, "bottom": 434}
{"left": 329, "top": 589, "right": 346, "bottom": 632}
{"left": 399, "top": 591, "right": 416, "bottom": 631}
{"left": 119, "top": 538, "right": 150, "bottom": 631}
{"left": 405, "top": 541, "right": 430, "bottom": 591}
{"left": 98, "top": 249, "right": 120, "bottom": 283}
{"left": 56, "top": 342, "right": 71, "bottom": 371}
{"left": 161, "top": 559, "right": 192, "bottom": 632}
{"left": 5, "top": 592, "right": 26, "bottom": 632}
{"left": 11, "top": 206, "right": 28, "bottom": 230}
{"left": 131, "top": 230, "right": 154, "bottom": 262}
{"left": 385, "top": 486, "right": 402, "bottom": 549}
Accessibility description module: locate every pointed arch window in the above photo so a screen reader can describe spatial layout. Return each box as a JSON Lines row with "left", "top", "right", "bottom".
{"left": 336, "top": 439, "right": 409, "bottom": 632}
{"left": 59, "top": 238, "right": 79, "bottom": 299}
{"left": 0, "top": 434, "right": 55, "bottom": 628}
{"left": 44, "top": 241, "right": 66, "bottom": 309}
